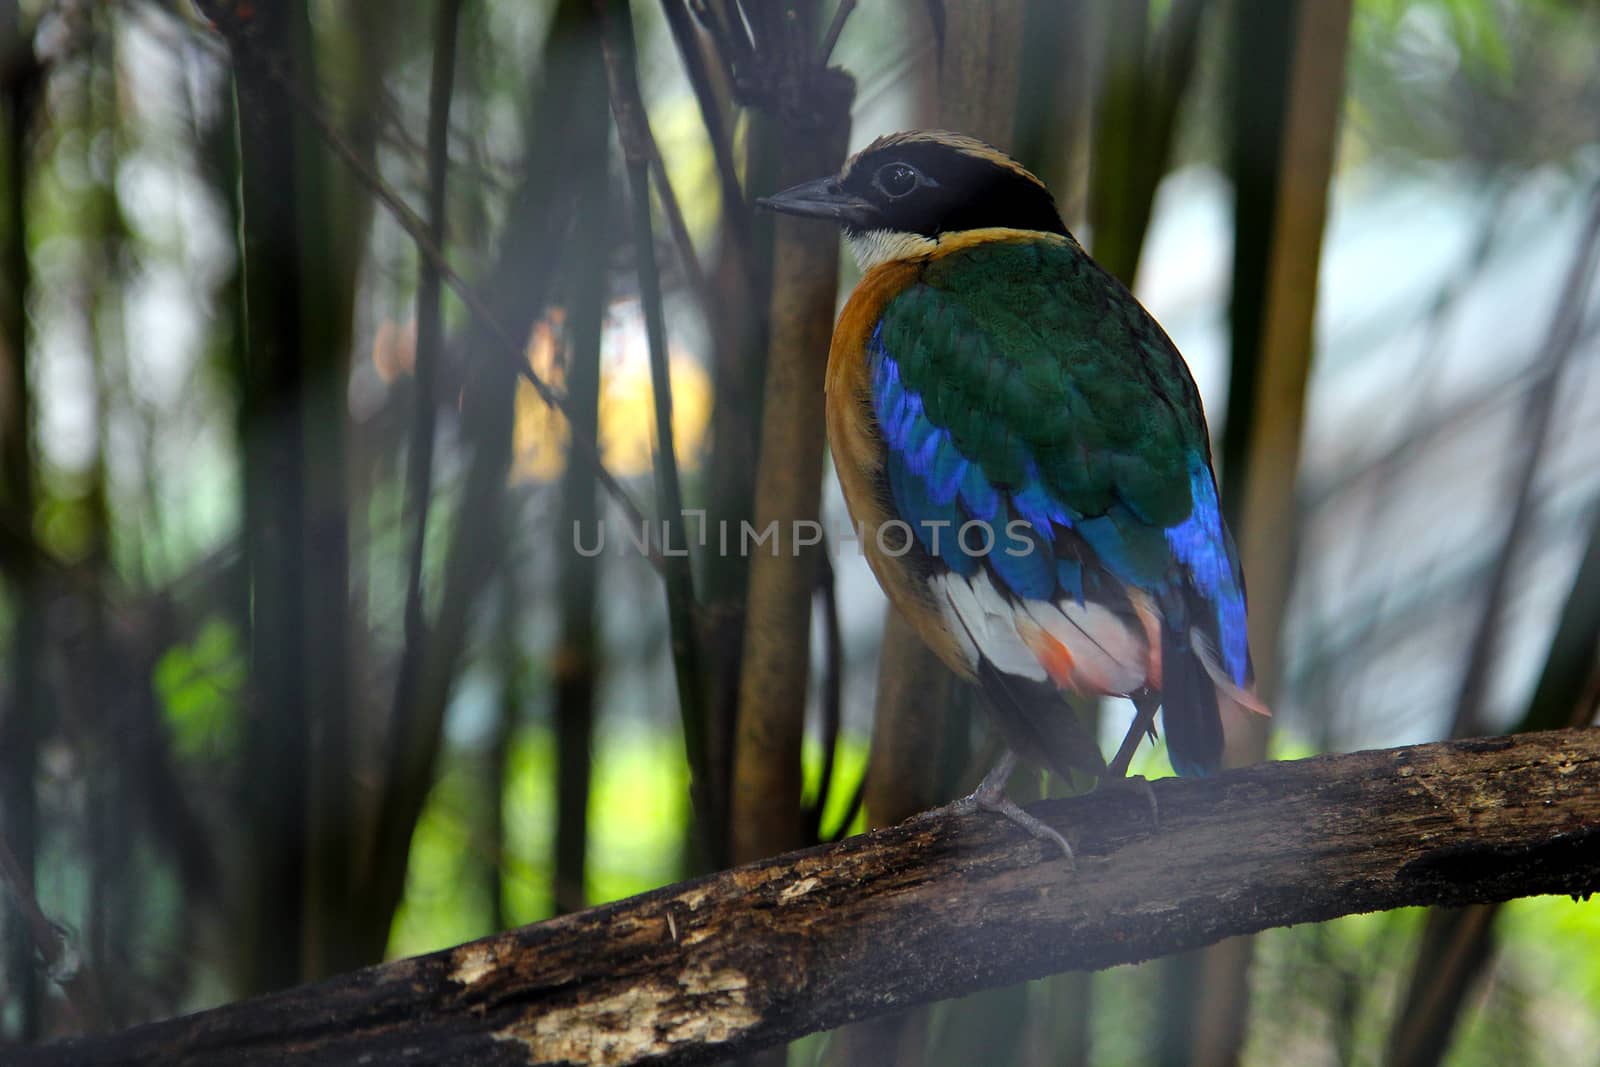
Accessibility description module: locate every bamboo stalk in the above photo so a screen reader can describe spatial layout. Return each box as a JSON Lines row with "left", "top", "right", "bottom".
{"left": 730, "top": 91, "right": 853, "bottom": 864}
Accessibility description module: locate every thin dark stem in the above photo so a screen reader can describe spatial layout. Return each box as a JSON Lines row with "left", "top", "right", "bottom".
{"left": 811, "top": 547, "right": 843, "bottom": 843}
{"left": 191, "top": 9, "right": 659, "bottom": 568}
{"left": 690, "top": 0, "right": 754, "bottom": 85}
{"left": 597, "top": 8, "right": 713, "bottom": 315}
{"left": 825, "top": 768, "right": 866, "bottom": 843}
{"left": 660, "top": 0, "right": 748, "bottom": 253}
{"left": 1522, "top": 507, "right": 1600, "bottom": 733}
{"left": 395, "top": 0, "right": 462, "bottom": 749}
{"left": 597, "top": 0, "right": 711, "bottom": 839}
{"left": 647, "top": 155, "right": 712, "bottom": 315}
{"left": 1108, "top": 696, "right": 1158, "bottom": 779}
{"left": 817, "top": 0, "right": 856, "bottom": 65}
{"left": 1449, "top": 180, "right": 1600, "bottom": 738}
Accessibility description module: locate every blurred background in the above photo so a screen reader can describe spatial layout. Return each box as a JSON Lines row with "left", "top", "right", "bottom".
{"left": 1, "top": 0, "right": 1598, "bottom": 1064}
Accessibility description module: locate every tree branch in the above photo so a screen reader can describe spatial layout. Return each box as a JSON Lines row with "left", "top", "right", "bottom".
{"left": 24, "top": 729, "right": 1600, "bottom": 1066}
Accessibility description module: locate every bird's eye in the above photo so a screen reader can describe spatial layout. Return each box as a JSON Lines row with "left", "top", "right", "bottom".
{"left": 875, "top": 162, "right": 920, "bottom": 199}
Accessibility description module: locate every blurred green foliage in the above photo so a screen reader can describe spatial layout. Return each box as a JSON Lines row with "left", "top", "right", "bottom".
{"left": 154, "top": 618, "right": 244, "bottom": 759}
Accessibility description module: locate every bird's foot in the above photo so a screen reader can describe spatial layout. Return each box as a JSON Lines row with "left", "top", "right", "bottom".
{"left": 966, "top": 751, "right": 1075, "bottom": 864}
{"left": 970, "top": 788, "right": 1076, "bottom": 865}
{"left": 1099, "top": 772, "right": 1160, "bottom": 831}
{"left": 920, "top": 751, "right": 1076, "bottom": 864}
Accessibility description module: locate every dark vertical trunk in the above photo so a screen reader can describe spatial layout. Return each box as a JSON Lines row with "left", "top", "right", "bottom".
{"left": 0, "top": 1, "right": 39, "bottom": 1040}
{"left": 1014, "top": 0, "right": 1093, "bottom": 212}
{"left": 1218, "top": 0, "right": 1300, "bottom": 522}
{"left": 1176, "top": 2, "right": 1352, "bottom": 1064}
{"left": 488, "top": 576, "right": 521, "bottom": 934}
{"left": 80, "top": 22, "right": 125, "bottom": 1026}
{"left": 1155, "top": 0, "right": 1305, "bottom": 1045}
{"left": 1088, "top": 0, "right": 1210, "bottom": 286}
{"left": 295, "top": 7, "right": 390, "bottom": 982}
{"left": 1024, "top": 971, "right": 1093, "bottom": 1067}
{"left": 231, "top": 0, "right": 314, "bottom": 995}
{"left": 1087, "top": 0, "right": 1149, "bottom": 282}
{"left": 551, "top": 64, "right": 611, "bottom": 916}
{"left": 225, "top": 0, "right": 365, "bottom": 989}
{"left": 725, "top": 0, "right": 857, "bottom": 877}
{"left": 1385, "top": 905, "right": 1500, "bottom": 1067}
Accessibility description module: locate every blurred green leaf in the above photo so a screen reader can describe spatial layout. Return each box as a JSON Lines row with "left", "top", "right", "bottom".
{"left": 153, "top": 617, "right": 244, "bottom": 758}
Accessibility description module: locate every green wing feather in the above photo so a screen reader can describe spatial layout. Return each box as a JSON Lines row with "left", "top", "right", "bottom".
{"left": 879, "top": 235, "right": 1209, "bottom": 586}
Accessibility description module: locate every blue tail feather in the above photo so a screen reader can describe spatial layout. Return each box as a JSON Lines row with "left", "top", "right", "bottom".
{"left": 1159, "top": 596, "right": 1223, "bottom": 776}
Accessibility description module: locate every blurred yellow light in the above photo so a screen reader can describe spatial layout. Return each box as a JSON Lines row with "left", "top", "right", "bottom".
{"left": 511, "top": 303, "right": 710, "bottom": 484}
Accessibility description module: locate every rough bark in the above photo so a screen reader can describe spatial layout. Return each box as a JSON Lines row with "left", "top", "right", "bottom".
{"left": 25, "top": 728, "right": 1600, "bottom": 1067}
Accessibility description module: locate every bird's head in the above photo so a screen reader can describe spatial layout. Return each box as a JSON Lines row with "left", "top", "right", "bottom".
{"left": 756, "top": 130, "right": 1068, "bottom": 271}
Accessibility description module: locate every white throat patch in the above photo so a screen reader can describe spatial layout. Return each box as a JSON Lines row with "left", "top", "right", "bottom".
{"left": 845, "top": 229, "right": 937, "bottom": 272}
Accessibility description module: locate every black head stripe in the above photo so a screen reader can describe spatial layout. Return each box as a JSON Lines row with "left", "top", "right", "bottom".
{"left": 838, "top": 136, "right": 1068, "bottom": 239}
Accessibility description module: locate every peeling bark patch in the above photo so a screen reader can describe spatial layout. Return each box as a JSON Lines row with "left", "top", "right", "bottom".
{"left": 449, "top": 943, "right": 499, "bottom": 987}
{"left": 677, "top": 886, "right": 712, "bottom": 911}
{"left": 494, "top": 965, "right": 757, "bottom": 1065}
{"left": 779, "top": 877, "right": 821, "bottom": 904}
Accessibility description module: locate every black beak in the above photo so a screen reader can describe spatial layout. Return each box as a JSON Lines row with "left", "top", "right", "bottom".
{"left": 755, "top": 176, "right": 878, "bottom": 228}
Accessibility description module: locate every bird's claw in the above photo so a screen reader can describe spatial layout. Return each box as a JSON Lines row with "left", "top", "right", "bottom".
{"left": 1090, "top": 771, "right": 1161, "bottom": 831}
{"left": 972, "top": 790, "right": 1076, "bottom": 865}
{"left": 922, "top": 754, "right": 1077, "bottom": 864}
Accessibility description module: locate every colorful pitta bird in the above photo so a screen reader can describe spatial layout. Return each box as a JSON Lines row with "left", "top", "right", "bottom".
{"left": 758, "top": 131, "right": 1268, "bottom": 859}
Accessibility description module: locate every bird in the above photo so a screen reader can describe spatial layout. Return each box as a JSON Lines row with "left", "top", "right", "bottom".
{"left": 757, "top": 130, "right": 1269, "bottom": 860}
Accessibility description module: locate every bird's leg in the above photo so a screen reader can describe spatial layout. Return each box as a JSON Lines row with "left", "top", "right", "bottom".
{"left": 940, "top": 750, "right": 1075, "bottom": 864}
{"left": 1104, "top": 695, "right": 1161, "bottom": 829}
{"left": 943, "top": 748, "right": 1017, "bottom": 816}
{"left": 1107, "top": 695, "right": 1158, "bottom": 778}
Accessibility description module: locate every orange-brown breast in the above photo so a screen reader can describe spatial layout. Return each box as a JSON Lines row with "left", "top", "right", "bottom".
{"left": 824, "top": 258, "right": 978, "bottom": 681}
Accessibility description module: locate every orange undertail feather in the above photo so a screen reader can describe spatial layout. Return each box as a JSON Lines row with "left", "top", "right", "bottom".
{"left": 1015, "top": 622, "right": 1078, "bottom": 692}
